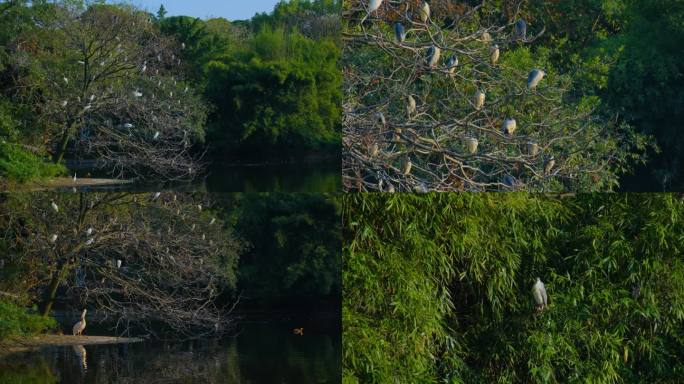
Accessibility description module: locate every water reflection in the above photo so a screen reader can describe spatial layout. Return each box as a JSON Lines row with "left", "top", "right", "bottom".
{"left": 0, "top": 321, "right": 340, "bottom": 383}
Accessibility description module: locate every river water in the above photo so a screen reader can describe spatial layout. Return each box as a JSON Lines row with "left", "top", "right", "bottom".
{"left": 0, "top": 319, "right": 340, "bottom": 383}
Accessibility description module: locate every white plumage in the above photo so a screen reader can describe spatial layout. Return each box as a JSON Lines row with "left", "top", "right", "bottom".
{"left": 51, "top": 201, "right": 59, "bottom": 213}
{"left": 72, "top": 309, "right": 87, "bottom": 336}
{"left": 420, "top": 1, "right": 430, "bottom": 23}
{"left": 532, "top": 278, "right": 548, "bottom": 310}
{"left": 368, "top": 0, "right": 382, "bottom": 13}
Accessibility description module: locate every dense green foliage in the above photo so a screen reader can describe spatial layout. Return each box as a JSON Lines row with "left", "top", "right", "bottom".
{"left": 343, "top": 194, "right": 684, "bottom": 383}
{"left": 0, "top": 300, "right": 55, "bottom": 340}
{"left": 217, "top": 193, "right": 341, "bottom": 302}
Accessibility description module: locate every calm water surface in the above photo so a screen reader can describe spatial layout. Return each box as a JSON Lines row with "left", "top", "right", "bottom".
{"left": 67, "top": 159, "right": 341, "bottom": 193}
{"left": 0, "top": 320, "right": 340, "bottom": 383}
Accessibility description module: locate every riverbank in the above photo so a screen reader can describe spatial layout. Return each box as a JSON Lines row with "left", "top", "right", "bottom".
{"left": 0, "top": 177, "right": 133, "bottom": 192}
{"left": 0, "top": 334, "right": 142, "bottom": 355}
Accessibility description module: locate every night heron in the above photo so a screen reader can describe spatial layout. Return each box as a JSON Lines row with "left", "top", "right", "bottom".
{"left": 395, "top": 22, "right": 406, "bottom": 43}
{"left": 515, "top": 19, "right": 527, "bottom": 41}
{"left": 72, "top": 309, "right": 87, "bottom": 336}
{"left": 402, "top": 157, "right": 412, "bottom": 176}
{"left": 502, "top": 118, "right": 517, "bottom": 135}
{"left": 83, "top": 104, "right": 92, "bottom": 111}
{"left": 527, "top": 142, "right": 540, "bottom": 156}
{"left": 527, "top": 69, "right": 545, "bottom": 90}
{"left": 466, "top": 137, "right": 478, "bottom": 154}
{"left": 419, "top": 1, "right": 430, "bottom": 23}
{"left": 407, "top": 95, "right": 416, "bottom": 119}
{"left": 362, "top": 0, "right": 382, "bottom": 23}
{"left": 474, "top": 89, "right": 485, "bottom": 110}
{"left": 481, "top": 31, "right": 492, "bottom": 43}
{"left": 544, "top": 156, "right": 556, "bottom": 175}
{"left": 427, "top": 45, "right": 441, "bottom": 68}
{"left": 490, "top": 44, "right": 500, "bottom": 65}
{"left": 446, "top": 54, "right": 458, "bottom": 75}
{"left": 532, "top": 278, "right": 548, "bottom": 311}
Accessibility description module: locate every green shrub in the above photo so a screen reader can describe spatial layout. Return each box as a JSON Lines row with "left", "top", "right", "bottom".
{"left": 0, "top": 300, "right": 56, "bottom": 340}
{"left": 0, "top": 143, "right": 65, "bottom": 182}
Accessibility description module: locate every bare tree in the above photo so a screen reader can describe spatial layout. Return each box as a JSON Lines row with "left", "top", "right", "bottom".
{"left": 11, "top": 3, "right": 206, "bottom": 180}
{"left": 0, "top": 192, "right": 244, "bottom": 339}
{"left": 342, "top": 0, "right": 642, "bottom": 192}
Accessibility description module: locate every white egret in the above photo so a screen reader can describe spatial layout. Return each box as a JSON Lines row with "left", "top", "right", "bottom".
{"left": 83, "top": 104, "right": 92, "bottom": 111}
{"left": 210, "top": 218, "right": 216, "bottom": 225}
{"left": 116, "top": 259, "right": 122, "bottom": 268}
{"left": 73, "top": 173, "right": 77, "bottom": 182}
{"left": 184, "top": 86, "right": 189, "bottom": 94}
{"left": 474, "top": 89, "right": 485, "bottom": 110}
{"left": 527, "top": 69, "right": 545, "bottom": 90}
{"left": 61, "top": 100, "right": 68, "bottom": 107}
{"left": 394, "top": 22, "right": 406, "bottom": 43}
{"left": 406, "top": 95, "right": 416, "bottom": 119}
{"left": 89, "top": 94, "right": 95, "bottom": 102}
{"left": 152, "top": 192, "right": 161, "bottom": 200}
{"left": 123, "top": 123, "right": 134, "bottom": 129}
{"left": 72, "top": 309, "right": 87, "bottom": 336}
{"left": 466, "top": 137, "right": 478, "bottom": 154}
{"left": 426, "top": 45, "right": 441, "bottom": 68}
{"left": 490, "top": 44, "right": 500, "bottom": 65}
{"left": 169, "top": 91, "right": 173, "bottom": 98}
{"left": 532, "top": 278, "right": 548, "bottom": 311}
{"left": 50, "top": 234, "right": 58, "bottom": 243}
{"left": 202, "top": 234, "right": 206, "bottom": 241}
{"left": 50, "top": 200, "right": 59, "bottom": 213}
{"left": 502, "top": 118, "right": 517, "bottom": 135}
{"left": 63, "top": 77, "right": 69, "bottom": 85}
{"left": 191, "top": 224, "right": 196, "bottom": 231}
{"left": 153, "top": 131, "right": 160, "bottom": 140}
{"left": 132, "top": 90, "right": 143, "bottom": 98}
{"left": 181, "top": 42, "right": 186, "bottom": 49}
{"left": 86, "top": 238, "right": 94, "bottom": 245}
{"left": 78, "top": 60, "right": 85, "bottom": 65}
{"left": 197, "top": 204, "right": 202, "bottom": 211}
{"left": 86, "top": 227, "right": 93, "bottom": 236}
{"left": 419, "top": 1, "right": 430, "bottom": 23}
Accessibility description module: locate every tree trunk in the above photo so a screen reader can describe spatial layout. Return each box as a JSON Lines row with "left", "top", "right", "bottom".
{"left": 54, "top": 121, "right": 78, "bottom": 164}
{"left": 41, "top": 263, "right": 69, "bottom": 317}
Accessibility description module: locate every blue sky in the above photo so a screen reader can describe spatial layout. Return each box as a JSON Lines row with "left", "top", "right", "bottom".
{"left": 115, "top": 0, "right": 282, "bottom": 20}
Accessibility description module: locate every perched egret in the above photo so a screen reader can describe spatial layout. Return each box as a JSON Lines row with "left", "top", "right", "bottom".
{"left": 527, "top": 69, "right": 545, "bottom": 90}
{"left": 502, "top": 118, "right": 517, "bottom": 135}
{"left": 474, "top": 89, "right": 485, "bottom": 110}
{"left": 406, "top": 95, "right": 416, "bottom": 119}
{"left": 197, "top": 204, "right": 202, "bottom": 211}
{"left": 86, "top": 238, "right": 94, "bottom": 245}
{"left": 490, "top": 44, "right": 500, "bottom": 65}
{"left": 515, "top": 19, "right": 527, "bottom": 41}
{"left": 116, "top": 259, "right": 122, "bottom": 268}
{"left": 210, "top": 218, "right": 216, "bottom": 225}
{"left": 86, "top": 227, "right": 93, "bottom": 236}
{"left": 527, "top": 142, "right": 540, "bottom": 156}
{"left": 132, "top": 90, "right": 143, "bottom": 98}
{"left": 50, "top": 200, "right": 59, "bottom": 213}
{"left": 191, "top": 224, "right": 196, "bottom": 231}
{"left": 141, "top": 64, "right": 147, "bottom": 73}
{"left": 153, "top": 131, "right": 160, "bottom": 140}
{"left": 83, "top": 104, "right": 92, "bottom": 111}
{"left": 532, "top": 277, "right": 548, "bottom": 311}
{"left": 181, "top": 42, "right": 186, "bottom": 49}
{"left": 202, "top": 234, "right": 206, "bottom": 241}
{"left": 419, "top": 1, "right": 430, "bottom": 23}
{"left": 184, "top": 86, "right": 189, "bottom": 94}
{"left": 152, "top": 192, "right": 161, "bottom": 200}
{"left": 402, "top": 157, "right": 412, "bottom": 176}
{"left": 123, "top": 123, "right": 134, "bottom": 129}
{"left": 61, "top": 100, "right": 68, "bottom": 107}
{"left": 50, "top": 234, "right": 58, "bottom": 243}
{"left": 466, "top": 137, "right": 478, "bottom": 154}
{"left": 73, "top": 173, "right": 77, "bottom": 182}
{"left": 544, "top": 157, "right": 556, "bottom": 175}
{"left": 394, "top": 22, "right": 406, "bottom": 43}
{"left": 63, "top": 77, "right": 69, "bottom": 85}
{"left": 426, "top": 45, "right": 441, "bottom": 68}
{"left": 78, "top": 60, "right": 85, "bottom": 65}
{"left": 446, "top": 54, "right": 458, "bottom": 75}
{"left": 89, "top": 94, "right": 95, "bottom": 102}
{"left": 72, "top": 309, "right": 87, "bottom": 336}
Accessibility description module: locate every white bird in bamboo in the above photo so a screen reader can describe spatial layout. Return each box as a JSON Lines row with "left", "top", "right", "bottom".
{"left": 474, "top": 89, "right": 485, "bottom": 110}
{"left": 490, "top": 44, "right": 500, "bottom": 65}
{"left": 116, "top": 259, "right": 122, "bottom": 268}
{"left": 181, "top": 43, "right": 186, "bottom": 49}
{"left": 532, "top": 277, "right": 548, "bottom": 311}
{"left": 51, "top": 200, "right": 59, "bottom": 213}
{"left": 527, "top": 69, "right": 545, "bottom": 90}
{"left": 419, "top": 1, "right": 430, "bottom": 23}
{"left": 72, "top": 309, "right": 87, "bottom": 336}
{"left": 50, "top": 234, "right": 58, "bottom": 243}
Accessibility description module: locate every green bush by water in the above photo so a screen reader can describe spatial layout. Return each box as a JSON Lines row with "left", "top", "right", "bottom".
{"left": 0, "top": 300, "right": 56, "bottom": 340}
